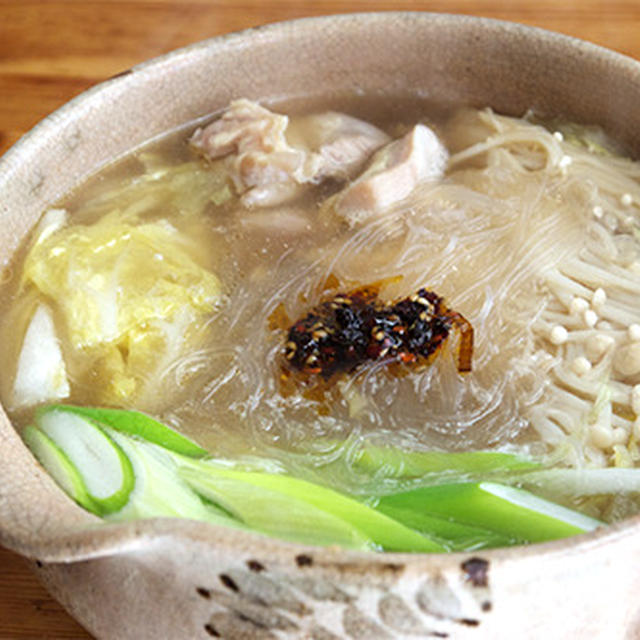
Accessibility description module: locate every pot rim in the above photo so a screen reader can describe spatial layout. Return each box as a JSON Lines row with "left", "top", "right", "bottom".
{"left": 3, "top": 10, "right": 639, "bottom": 177}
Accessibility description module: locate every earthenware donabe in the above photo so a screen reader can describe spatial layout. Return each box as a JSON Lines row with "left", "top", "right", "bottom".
{"left": 1, "top": 13, "right": 640, "bottom": 639}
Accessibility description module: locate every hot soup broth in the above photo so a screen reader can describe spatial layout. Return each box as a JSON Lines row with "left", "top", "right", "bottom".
{"left": 4, "top": 95, "right": 640, "bottom": 551}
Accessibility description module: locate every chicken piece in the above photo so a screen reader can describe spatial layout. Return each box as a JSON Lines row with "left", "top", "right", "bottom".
{"left": 190, "top": 99, "right": 390, "bottom": 208}
{"left": 190, "top": 98, "right": 289, "bottom": 159}
{"left": 330, "top": 124, "right": 449, "bottom": 226}
{"left": 190, "top": 100, "right": 314, "bottom": 207}
{"left": 287, "top": 111, "right": 391, "bottom": 180}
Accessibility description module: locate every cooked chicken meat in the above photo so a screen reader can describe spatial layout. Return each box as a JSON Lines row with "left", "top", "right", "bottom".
{"left": 190, "top": 99, "right": 390, "bottom": 207}
{"left": 331, "top": 124, "right": 449, "bottom": 226}
{"left": 286, "top": 111, "right": 391, "bottom": 180}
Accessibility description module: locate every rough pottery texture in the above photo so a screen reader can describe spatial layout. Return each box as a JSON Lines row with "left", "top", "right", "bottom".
{"left": 2, "top": 13, "right": 640, "bottom": 639}
{"left": 32, "top": 524, "right": 640, "bottom": 638}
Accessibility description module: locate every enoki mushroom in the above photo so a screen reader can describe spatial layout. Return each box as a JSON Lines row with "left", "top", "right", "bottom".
{"left": 284, "top": 284, "right": 474, "bottom": 380}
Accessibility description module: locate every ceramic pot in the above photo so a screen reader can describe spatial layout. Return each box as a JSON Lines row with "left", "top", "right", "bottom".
{"left": 1, "top": 13, "right": 639, "bottom": 639}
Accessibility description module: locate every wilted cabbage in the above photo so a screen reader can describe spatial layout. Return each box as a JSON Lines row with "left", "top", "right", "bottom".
{"left": 21, "top": 211, "right": 222, "bottom": 405}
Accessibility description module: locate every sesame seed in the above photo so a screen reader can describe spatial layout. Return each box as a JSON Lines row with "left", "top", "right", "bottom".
{"left": 592, "top": 205, "right": 604, "bottom": 218}
{"left": 621, "top": 193, "right": 633, "bottom": 207}
{"left": 549, "top": 325, "right": 568, "bottom": 345}
{"left": 416, "top": 296, "right": 430, "bottom": 307}
{"left": 571, "top": 356, "right": 592, "bottom": 376}
{"left": 553, "top": 131, "right": 564, "bottom": 142}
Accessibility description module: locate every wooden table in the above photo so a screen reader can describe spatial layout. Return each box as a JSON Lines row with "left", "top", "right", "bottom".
{"left": 1, "top": 1, "right": 639, "bottom": 637}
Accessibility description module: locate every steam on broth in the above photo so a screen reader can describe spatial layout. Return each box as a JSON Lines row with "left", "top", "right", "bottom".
{"left": 5, "top": 95, "right": 640, "bottom": 551}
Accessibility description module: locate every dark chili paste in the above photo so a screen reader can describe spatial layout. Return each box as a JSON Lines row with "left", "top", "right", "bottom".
{"left": 284, "top": 285, "right": 473, "bottom": 379}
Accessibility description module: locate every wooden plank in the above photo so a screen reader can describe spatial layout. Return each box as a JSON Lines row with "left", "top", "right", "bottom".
{"left": 1, "top": 1, "right": 639, "bottom": 157}
{"left": 0, "top": 1, "right": 638, "bottom": 637}
{"left": 0, "top": 546, "right": 91, "bottom": 638}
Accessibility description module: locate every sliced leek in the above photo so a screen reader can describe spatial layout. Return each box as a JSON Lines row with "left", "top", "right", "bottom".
{"left": 22, "top": 404, "right": 605, "bottom": 553}
{"left": 44, "top": 404, "right": 207, "bottom": 457}
{"left": 36, "top": 408, "right": 134, "bottom": 515}
{"left": 376, "top": 481, "right": 602, "bottom": 543}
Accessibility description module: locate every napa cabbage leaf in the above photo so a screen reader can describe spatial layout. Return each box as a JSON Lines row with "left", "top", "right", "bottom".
{"left": 22, "top": 212, "right": 222, "bottom": 404}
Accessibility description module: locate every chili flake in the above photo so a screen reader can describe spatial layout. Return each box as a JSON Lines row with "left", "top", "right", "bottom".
{"left": 284, "top": 285, "right": 473, "bottom": 379}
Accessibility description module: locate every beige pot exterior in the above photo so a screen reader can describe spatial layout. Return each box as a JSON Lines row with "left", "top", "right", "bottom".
{"left": 1, "top": 13, "right": 640, "bottom": 639}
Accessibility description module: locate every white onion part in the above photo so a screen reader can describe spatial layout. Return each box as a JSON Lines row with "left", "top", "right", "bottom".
{"left": 12, "top": 305, "right": 70, "bottom": 409}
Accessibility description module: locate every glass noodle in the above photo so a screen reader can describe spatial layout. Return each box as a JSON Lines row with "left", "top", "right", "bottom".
{"left": 3, "top": 101, "right": 640, "bottom": 515}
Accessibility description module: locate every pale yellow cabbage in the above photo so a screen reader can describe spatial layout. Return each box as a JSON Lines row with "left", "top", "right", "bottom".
{"left": 76, "top": 160, "right": 233, "bottom": 223}
{"left": 22, "top": 212, "right": 222, "bottom": 404}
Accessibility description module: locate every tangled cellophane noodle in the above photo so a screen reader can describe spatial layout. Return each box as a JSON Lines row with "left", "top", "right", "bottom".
{"left": 154, "top": 108, "right": 639, "bottom": 495}
{"left": 465, "top": 110, "right": 640, "bottom": 472}
{"left": 15, "top": 106, "right": 639, "bottom": 498}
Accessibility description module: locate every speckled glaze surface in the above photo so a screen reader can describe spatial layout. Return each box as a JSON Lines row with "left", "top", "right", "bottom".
{"left": 2, "top": 13, "right": 640, "bottom": 639}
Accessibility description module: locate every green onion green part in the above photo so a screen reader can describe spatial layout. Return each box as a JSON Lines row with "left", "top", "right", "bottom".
{"left": 21, "top": 404, "right": 606, "bottom": 553}
{"left": 41, "top": 404, "right": 207, "bottom": 457}
{"left": 375, "top": 481, "right": 602, "bottom": 543}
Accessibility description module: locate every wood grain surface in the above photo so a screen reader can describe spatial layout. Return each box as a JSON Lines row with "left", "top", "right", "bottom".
{"left": 1, "top": 1, "right": 639, "bottom": 638}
